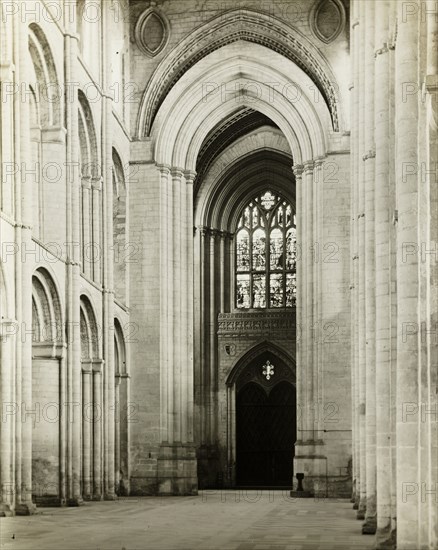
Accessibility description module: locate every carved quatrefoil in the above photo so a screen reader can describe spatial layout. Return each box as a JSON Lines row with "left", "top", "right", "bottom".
{"left": 135, "top": 6, "right": 170, "bottom": 57}
{"left": 310, "top": 0, "right": 346, "bottom": 44}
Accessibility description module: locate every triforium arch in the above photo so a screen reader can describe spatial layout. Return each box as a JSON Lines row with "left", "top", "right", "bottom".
{"left": 112, "top": 149, "right": 127, "bottom": 303}
{"left": 28, "top": 23, "right": 63, "bottom": 241}
{"left": 31, "top": 267, "right": 64, "bottom": 505}
{"left": 225, "top": 341, "right": 296, "bottom": 487}
{"left": 78, "top": 91, "right": 101, "bottom": 283}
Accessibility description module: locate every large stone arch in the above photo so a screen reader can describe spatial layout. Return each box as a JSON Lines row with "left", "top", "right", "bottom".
{"left": 137, "top": 8, "right": 343, "bottom": 136}
{"left": 79, "top": 294, "right": 103, "bottom": 500}
{"left": 151, "top": 42, "right": 330, "bottom": 168}
{"left": 31, "top": 267, "right": 64, "bottom": 505}
{"left": 114, "top": 317, "right": 129, "bottom": 496}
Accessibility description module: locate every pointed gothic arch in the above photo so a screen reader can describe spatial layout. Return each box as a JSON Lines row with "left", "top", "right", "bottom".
{"left": 137, "top": 8, "right": 344, "bottom": 136}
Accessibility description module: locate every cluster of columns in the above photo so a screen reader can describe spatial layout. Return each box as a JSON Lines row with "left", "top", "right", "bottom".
{"left": 193, "top": 226, "right": 233, "bottom": 453}
{"left": 350, "top": 1, "right": 437, "bottom": 548}
{"left": 293, "top": 159, "right": 326, "bottom": 489}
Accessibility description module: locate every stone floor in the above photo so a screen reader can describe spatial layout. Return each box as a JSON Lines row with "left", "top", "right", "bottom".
{"left": 0, "top": 491, "right": 376, "bottom": 550}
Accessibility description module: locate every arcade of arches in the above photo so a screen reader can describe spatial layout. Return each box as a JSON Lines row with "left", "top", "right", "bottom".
{"left": 0, "top": 1, "right": 437, "bottom": 549}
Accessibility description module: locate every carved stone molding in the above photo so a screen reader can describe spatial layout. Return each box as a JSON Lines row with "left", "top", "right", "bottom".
{"left": 218, "top": 311, "right": 296, "bottom": 338}
{"left": 138, "top": 9, "right": 340, "bottom": 136}
{"left": 310, "top": 0, "right": 346, "bottom": 45}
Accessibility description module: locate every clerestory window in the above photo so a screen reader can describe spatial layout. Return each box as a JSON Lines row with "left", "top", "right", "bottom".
{"left": 235, "top": 191, "right": 297, "bottom": 309}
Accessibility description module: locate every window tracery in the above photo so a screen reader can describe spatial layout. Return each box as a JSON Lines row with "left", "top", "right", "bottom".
{"left": 236, "top": 191, "right": 297, "bottom": 309}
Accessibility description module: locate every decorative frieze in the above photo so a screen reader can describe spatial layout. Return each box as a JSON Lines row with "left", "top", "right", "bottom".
{"left": 217, "top": 311, "right": 296, "bottom": 337}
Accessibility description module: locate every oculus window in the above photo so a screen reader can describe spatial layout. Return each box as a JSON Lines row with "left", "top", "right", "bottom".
{"left": 235, "top": 191, "right": 297, "bottom": 309}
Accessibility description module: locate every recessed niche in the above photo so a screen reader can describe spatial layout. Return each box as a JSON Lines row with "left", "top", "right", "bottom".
{"left": 310, "top": 0, "right": 346, "bottom": 44}
{"left": 135, "top": 7, "right": 170, "bottom": 57}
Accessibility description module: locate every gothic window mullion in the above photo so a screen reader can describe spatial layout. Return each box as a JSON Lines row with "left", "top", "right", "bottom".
{"left": 235, "top": 191, "right": 295, "bottom": 310}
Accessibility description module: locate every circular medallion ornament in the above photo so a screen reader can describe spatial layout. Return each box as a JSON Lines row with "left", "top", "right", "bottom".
{"left": 310, "top": 0, "right": 346, "bottom": 44}
{"left": 135, "top": 5, "right": 170, "bottom": 57}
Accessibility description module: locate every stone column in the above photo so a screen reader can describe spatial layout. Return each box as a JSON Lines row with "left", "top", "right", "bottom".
{"left": 91, "top": 178, "right": 102, "bottom": 285}
{"left": 395, "top": 2, "right": 420, "bottom": 547}
{"left": 350, "top": 0, "right": 360, "bottom": 509}
{"left": 304, "top": 161, "right": 315, "bottom": 440}
{"left": 81, "top": 362, "right": 92, "bottom": 500}
{"left": 362, "top": 0, "right": 377, "bottom": 535}
{"left": 158, "top": 165, "right": 170, "bottom": 444}
{"left": 185, "top": 171, "right": 196, "bottom": 444}
{"left": 374, "top": 1, "right": 395, "bottom": 547}
{"left": 209, "top": 229, "right": 219, "bottom": 445}
{"left": 219, "top": 231, "right": 226, "bottom": 313}
{"left": 81, "top": 176, "right": 92, "bottom": 278}
{"left": 172, "top": 168, "right": 184, "bottom": 444}
{"left": 15, "top": 9, "right": 36, "bottom": 516}
{"left": 92, "top": 362, "right": 103, "bottom": 500}
{"left": 64, "top": 1, "right": 82, "bottom": 506}
{"left": 157, "top": 166, "right": 197, "bottom": 495}
{"left": 199, "top": 226, "right": 208, "bottom": 445}
{"left": 0, "top": 320, "right": 16, "bottom": 515}
{"left": 356, "top": 0, "right": 367, "bottom": 521}
{"left": 293, "top": 164, "right": 304, "bottom": 446}
{"left": 102, "top": 3, "right": 116, "bottom": 499}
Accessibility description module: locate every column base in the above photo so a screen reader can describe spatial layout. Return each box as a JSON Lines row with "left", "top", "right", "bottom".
{"left": 362, "top": 517, "right": 377, "bottom": 534}
{"left": 293, "top": 442, "right": 352, "bottom": 498}
{"left": 0, "top": 503, "right": 14, "bottom": 517}
{"left": 33, "top": 495, "right": 66, "bottom": 507}
{"left": 15, "top": 502, "right": 38, "bottom": 515}
{"left": 356, "top": 507, "right": 366, "bottom": 520}
{"left": 157, "top": 443, "right": 198, "bottom": 495}
{"left": 376, "top": 526, "right": 397, "bottom": 549}
{"left": 67, "top": 497, "right": 84, "bottom": 506}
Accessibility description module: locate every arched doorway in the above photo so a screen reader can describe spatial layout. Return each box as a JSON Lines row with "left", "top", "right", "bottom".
{"left": 232, "top": 349, "right": 296, "bottom": 488}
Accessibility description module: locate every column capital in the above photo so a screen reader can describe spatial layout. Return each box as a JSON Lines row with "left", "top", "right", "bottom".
{"left": 156, "top": 163, "right": 171, "bottom": 177}
{"left": 184, "top": 170, "right": 197, "bottom": 184}
{"left": 199, "top": 225, "right": 209, "bottom": 237}
{"left": 303, "top": 161, "right": 315, "bottom": 173}
{"left": 91, "top": 177, "right": 102, "bottom": 190}
{"left": 170, "top": 167, "right": 185, "bottom": 180}
{"left": 314, "top": 156, "right": 326, "bottom": 167}
{"left": 209, "top": 228, "right": 220, "bottom": 239}
{"left": 81, "top": 176, "right": 92, "bottom": 189}
{"left": 292, "top": 164, "right": 304, "bottom": 177}
{"left": 81, "top": 360, "right": 93, "bottom": 373}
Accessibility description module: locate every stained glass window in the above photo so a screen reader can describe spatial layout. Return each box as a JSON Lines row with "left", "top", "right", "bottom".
{"left": 235, "top": 191, "right": 297, "bottom": 309}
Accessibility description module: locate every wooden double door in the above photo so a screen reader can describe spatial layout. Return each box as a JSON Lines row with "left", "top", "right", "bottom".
{"left": 236, "top": 380, "right": 296, "bottom": 487}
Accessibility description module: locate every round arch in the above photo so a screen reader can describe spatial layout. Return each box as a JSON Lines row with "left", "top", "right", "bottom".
{"left": 32, "top": 267, "right": 63, "bottom": 345}
{"left": 28, "top": 23, "right": 61, "bottom": 128}
{"left": 79, "top": 295, "right": 99, "bottom": 360}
